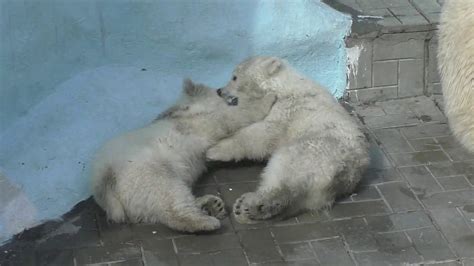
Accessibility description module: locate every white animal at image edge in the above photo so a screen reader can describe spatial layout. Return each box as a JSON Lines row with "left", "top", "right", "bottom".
{"left": 438, "top": 0, "right": 474, "bottom": 153}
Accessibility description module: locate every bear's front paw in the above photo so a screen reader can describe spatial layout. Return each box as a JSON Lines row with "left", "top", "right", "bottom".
{"left": 206, "top": 141, "right": 237, "bottom": 162}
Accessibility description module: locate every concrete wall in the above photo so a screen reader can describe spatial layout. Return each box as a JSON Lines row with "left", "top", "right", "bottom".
{"left": 0, "top": 0, "right": 351, "bottom": 242}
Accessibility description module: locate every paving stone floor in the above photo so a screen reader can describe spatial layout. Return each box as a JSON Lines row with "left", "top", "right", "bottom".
{"left": 1, "top": 96, "right": 473, "bottom": 266}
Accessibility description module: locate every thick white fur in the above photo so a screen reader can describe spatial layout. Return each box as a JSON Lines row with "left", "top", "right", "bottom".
{"left": 438, "top": 0, "right": 474, "bottom": 153}
{"left": 207, "top": 57, "right": 370, "bottom": 223}
{"left": 90, "top": 79, "right": 275, "bottom": 232}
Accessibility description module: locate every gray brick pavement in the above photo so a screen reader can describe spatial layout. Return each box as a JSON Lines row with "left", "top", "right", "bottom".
{"left": 1, "top": 96, "right": 473, "bottom": 266}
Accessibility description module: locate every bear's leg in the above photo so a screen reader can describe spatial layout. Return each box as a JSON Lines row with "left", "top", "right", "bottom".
{"left": 232, "top": 146, "right": 301, "bottom": 223}
{"left": 207, "top": 121, "right": 281, "bottom": 162}
{"left": 159, "top": 183, "right": 222, "bottom": 232}
{"left": 195, "top": 194, "right": 227, "bottom": 220}
{"left": 232, "top": 141, "right": 340, "bottom": 224}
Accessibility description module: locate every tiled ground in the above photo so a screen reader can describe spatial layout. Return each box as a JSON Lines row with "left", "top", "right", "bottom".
{"left": 1, "top": 95, "right": 473, "bottom": 266}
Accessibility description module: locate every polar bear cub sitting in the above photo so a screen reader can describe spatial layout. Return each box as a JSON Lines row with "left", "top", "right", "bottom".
{"left": 91, "top": 79, "right": 275, "bottom": 232}
{"left": 207, "top": 57, "right": 370, "bottom": 223}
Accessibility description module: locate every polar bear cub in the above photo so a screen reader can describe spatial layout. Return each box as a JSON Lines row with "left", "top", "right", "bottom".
{"left": 438, "top": 0, "right": 474, "bottom": 153}
{"left": 207, "top": 57, "right": 370, "bottom": 223}
{"left": 91, "top": 79, "right": 275, "bottom": 232}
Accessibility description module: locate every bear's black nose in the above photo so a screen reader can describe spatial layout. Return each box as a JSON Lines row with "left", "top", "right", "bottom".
{"left": 216, "top": 88, "right": 222, "bottom": 97}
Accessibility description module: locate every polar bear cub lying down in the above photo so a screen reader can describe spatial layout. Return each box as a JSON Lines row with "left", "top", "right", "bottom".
{"left": 207, "top": 56, "right": 370, "bottom": 223}
{"left": 91, "top": 79, "right": 275, "bottom": 232}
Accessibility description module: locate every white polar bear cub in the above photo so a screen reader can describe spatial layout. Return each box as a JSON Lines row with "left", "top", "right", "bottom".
{"left": 91, "top": 79, "right": 275, "bottom": 232}
{"left": 438, "top": 0, "right": 474, "bottom": 153}
{"left": 207, "top": 57, "right": 370, "bottom": 223}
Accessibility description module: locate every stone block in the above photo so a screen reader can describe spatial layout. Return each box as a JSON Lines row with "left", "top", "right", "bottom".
{"left": 373, "top": 61, "right": 398, "bottom": 87}
{"left": 364, "top": 113, "right": 419, "bottom": 129}
{"left": 368, "top": 140, "right": 393, "bottom": 169}
{"left": 131, "top": 222, "right": 184, "bottom": 240}
{"left": 400, "top": 124, "right": 450, "bottom": 139}
{"left": 399, "top": 59, "right": 424, "bottom": 97}
{"left": 373, "top": 128, "right": 413, "bottom": 153}
{"left": 174, "top": 234, "right": 240, "bottom": 254}
{"left": 354, "top": 249, "right": 421, "bottom": 266}
{"left": 422, "top": 190, "right": 474, "bottom": 209}
{"left": 329, "top": 200, "right": 389, "bottom": 218}
{"left": 141, "top": 239, "right": 178, "bottom": 266}
{"left": 426, "top": 161, "right": 461, "bottom": 177}
{"left": 178, "top": 249, "right": 247, "bottom": 266}
{"left": 426, "top": 12, "right": 441, "bottom": 24}
{"left": 271, "top": 222, "right": 337, "bottom": 243}
{"left": 365, "top": 8, "right": 392, "bottom": 16}
{"left": 366, "top": 211, "right": 432, "bottom": 232}
{"left": 389, "top": 150, "right": 450, "bottom": 166}
{"left": 408, "top": 137, "right": 439, "bottom": 151}
{"left": 332, "top": 218, "right": 377, "bottom": 252}
{"left": 407, "top": 96, "right": 446, "bottom": 122}
{"left": 437, "top": 135, "right": 469, "bottom": 151}
{"left": 406, "top": 227, "right": 456, "bottom": 261}
{"left": 459, "top": 205, "right": 474, "bottom": 231}
{"left": 378, "top": 17, "right": 402, "bottom": 27}
{"left": 348, "top": 40, "right": 373, "bottom": 89}
{"left": 279, "top": 242, "right": 315, "bottom": 261}
{"left": 351, "top": 185, "right": 381, "bottom": 201}
{"left": 360, "top": 168, "right": 402, "bottom": 185}
{"left": 377, "top": 182, "right": 422, "bottom": 211}
{"left": 354, "top": 105, "right": 386, "bottom": 117}
{"left": 389, "top": 6, "right": 419, "bottom": 16}
{"left": 311, "top": 238, "right": 355, "bottom": 266}
{"left": 238, "top": 228, "right": 282, "bottom": 264}
{"left": 373, "top": 231, "right": 413, "bottom": 254}
{"left": 412, "top": 0, "right": 442, "bottom": 14}
{"left": 357, "top": 86, "right": 398, "bottom": 103}
{"left": 398, "top": 15, "right": 429, "bottom": 25}
{"left": 437, "top": 176, "right": 471, "bottom": 191}
{"left": 73, "top": 244, "right": 142, "bottom": 265}
{"left": 374, "top": 36, "right": 424, "bottom": 61}
{"left": 430, "top": 208, "right": 474, "bottom": 258}
{"left": 443, "top": 147, "right": 474, "bottom": 161}
{"left": 375, "top": 99, "right": 415, "bottom": 114}
{"left": 36, "top": 249, "right": 74, "bottom": 266}
{"left": 399, "top": 165, "right": 443, "bottom": 194}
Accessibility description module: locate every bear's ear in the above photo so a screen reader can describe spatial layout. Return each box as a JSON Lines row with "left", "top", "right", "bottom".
{"left": 183, "top": 78, "right": 209, "bottom": 97}
{"left": 183, "top": 78, "right": 199, "bottom": 97}
{"left": 264, "top": 58, "right": 282, "bottom": 76}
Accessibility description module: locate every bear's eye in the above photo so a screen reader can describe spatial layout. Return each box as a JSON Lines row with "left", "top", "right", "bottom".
{"left": 232, "top": 75, "right": 237, "bottom": 81}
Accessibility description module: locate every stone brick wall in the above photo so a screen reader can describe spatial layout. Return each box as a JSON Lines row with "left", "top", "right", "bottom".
{"left": 346, "top": 31, "right": 437, "bottom": 103}
{"left": 324, "top": 0, "right": 443, "bottom": 103}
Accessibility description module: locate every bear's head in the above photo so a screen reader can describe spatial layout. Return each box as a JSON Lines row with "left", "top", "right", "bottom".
{"left": 217, "top": 56, "right": 283, "bottom": 106}
{"left": 155, "top": 79, "right": 219, "bottom": 120}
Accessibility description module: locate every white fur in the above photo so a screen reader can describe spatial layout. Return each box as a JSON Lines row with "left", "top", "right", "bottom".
{"left": 207, "top": 57, "right": 370, "bottom": 223}
{"left": 90, "top": 79, "right": 275, "bottom": 232}
{"left": 438, "top": 0, "right": 474, "bottom": 153}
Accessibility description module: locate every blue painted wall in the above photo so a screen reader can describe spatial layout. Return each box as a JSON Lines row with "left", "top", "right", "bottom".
{"left": 0, "top": 0, "right": 351, "bottom": 242}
